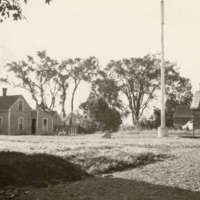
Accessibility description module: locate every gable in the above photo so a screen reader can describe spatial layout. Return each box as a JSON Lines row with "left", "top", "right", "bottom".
{"left": 53, "top": 112, "right": 61, "bottom": 120}
{"left": 11, "top": 96, "right": 32, "bottom": 111}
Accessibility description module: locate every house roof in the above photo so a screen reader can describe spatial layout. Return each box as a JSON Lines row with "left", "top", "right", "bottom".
{"left": 42, "top": 110, "right": 57, "bottom": 116}
{"left": 49, "top": 111, "right": 57, "bottom": 116}
{"left": 173, "top": 106, "right": 193, "bottom": 118}
{"left": 190, "top": 91, "right": 200, "bottom": 110}
{"left": 31, "top": 109, "right": 59, "bottom": 118}
{"left": 0, "top": 95, "right": 21, "bottom": 110}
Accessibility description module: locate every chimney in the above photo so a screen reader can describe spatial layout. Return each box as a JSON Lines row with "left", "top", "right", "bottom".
{"left": 2, "top": 88, "right": 7, "bottom": 97}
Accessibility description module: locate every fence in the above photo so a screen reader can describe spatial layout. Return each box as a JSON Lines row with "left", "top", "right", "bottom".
{"left": 54, "top": 125, "right": 81, "bottom": 135}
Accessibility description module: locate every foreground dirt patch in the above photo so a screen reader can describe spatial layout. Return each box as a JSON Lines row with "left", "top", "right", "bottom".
{"left": 14, "top": 177, "right": 200, "bottom": 200}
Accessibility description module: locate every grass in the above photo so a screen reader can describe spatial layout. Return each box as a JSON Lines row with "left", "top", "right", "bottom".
{"left": 0, "top": 132, "right": 165, "bottom": 188}
{"left": 1, "top": 130, "right": 200, "bottom": 191}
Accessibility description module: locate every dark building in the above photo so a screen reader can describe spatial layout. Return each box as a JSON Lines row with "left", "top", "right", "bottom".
{"left": 173, "top": 91, "right": 200, "bottom": 130}
{"left": 173, "top": 106, "right": 193, "bottom": 127}
{"left": 190, "top": 91, "right": 200, "bottom": 130}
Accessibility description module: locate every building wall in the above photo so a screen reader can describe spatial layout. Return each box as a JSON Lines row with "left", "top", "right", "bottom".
{"left": 31, "top": 110, "right": 37, "bottom": 119}
{"left": 53, "top": 113, "right": 63, "bottom": 133}
{"left": 173, "top": 117, "right": 191, "bottom": 126}
{"left": 10, "top": 96, "right": 31, "bottom": 135}
{"left": 0, "top": 111, "right": 8, "bottom": 134}
{"left": 53, "top": 113, "right": 63, "bottom": 125}
{"left": 194, "top": 111, "right": 200, "bottom": 130}
{"left": 31, "top": 110, "right": 37, "bottom": 134}
{"left": 37, "top": 110, "right": 53, "bottom": 135}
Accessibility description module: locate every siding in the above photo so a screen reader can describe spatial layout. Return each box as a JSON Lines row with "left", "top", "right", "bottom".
{"left": 52, "top": 113, "right": 63, "bottom": 133}
{"left": 173, "top": 117, "right": 191, "bottom": 126}
{"left": 53, "top": 113, "right": 63, "bottom": 125}
{"left": 31, "top": 110, "right": 37, "bottom": 119}
{"left": 10, "top": 96, "right": 31, "bottom": 135}
{"left": 37, "top": 110, "right": 53, "bottom": 135}
{"left": 194, "top": 111, "right": 200, "bottom": 130}
{"left": 0, "top": 111, "right": 9, "bottom": 135}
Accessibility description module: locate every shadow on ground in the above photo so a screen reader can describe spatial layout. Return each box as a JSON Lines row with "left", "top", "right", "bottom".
{"left": 181, "top": 135, "right": 200, "bottom": 139}
{"left": 17, "top": 177, "right": 200, "bottom": 200}
{"left": 0, "top": 151, "right": 90, "bottom": 188}
{"left": 1, "top": 152, "right": 199, "bottom": 199}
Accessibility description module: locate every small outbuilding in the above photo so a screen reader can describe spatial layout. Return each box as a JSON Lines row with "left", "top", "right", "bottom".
{"left": 173, "top": 91, "right": 200, "bottom": 132}
{"left": 190, "top": 91, "right": 200, "bottom": 130}
{"left": 173, "top": 106, "right": 193, "bottom": 127}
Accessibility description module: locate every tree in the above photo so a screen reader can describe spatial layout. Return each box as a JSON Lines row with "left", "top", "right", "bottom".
{"left": 106, "top": 54, "right": 159, "bottom": 125}
{"left": 63, "top": 57, "right": 99, "bottom": 124}
{"left": 0, "top": 0, "right": 52, "bottom": 22}
{"left": 106, "top": 54, "right": 186, "bottom": 125}
{"left": 143, "top": 76, "right": 193, "bottom": 129}
{"left": 90, "top": 70, "right": 129, "bottom": 118}
{"left": 63, "top": 111, "right": 86, "bottom": 127}
{"left": 0, "top": 77, "right": 7, "bottom": 84}
{"left": 55, "top": 61, "right": 70, "bottom": 121}
{"left": 165, "top": 76, "right": 193, "bottom": 127}
{"left": 80, "top": 95, "right": 122, "bottom": 132}
{"left": 5, "top": 51, "right": 59, "bottom": 111}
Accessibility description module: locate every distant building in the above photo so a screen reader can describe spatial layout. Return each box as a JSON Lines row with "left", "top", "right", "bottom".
{"left": 0, "top": 88, "right": 62, "bottom": 135}
{"left": 173, "top": 91, "right": 200, "bottom": 130}
{"left": 173, "top": 106, "right": 193, "bottom": 127}
{"left": 190, "top": 91, "right": 200, "bottom": 130}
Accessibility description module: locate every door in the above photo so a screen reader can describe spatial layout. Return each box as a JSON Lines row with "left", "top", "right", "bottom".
{"left": 31, "top": 119, "right": 36, "bottom": 134}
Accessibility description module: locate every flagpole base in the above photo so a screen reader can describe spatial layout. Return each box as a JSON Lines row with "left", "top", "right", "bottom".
{"left": 158, "top": 127, "right": 169, "bottom": 137}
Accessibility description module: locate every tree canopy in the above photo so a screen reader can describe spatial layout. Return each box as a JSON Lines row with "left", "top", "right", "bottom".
{"left": 80, "top": 95, "right": 122, "bottom": 132}
{"left": 3, "top": 50, "right": 193, "bottom": 130}
{"left": 105, "top": 54, "right": 192, "bottom": 126}
{"left": 4, "top": 52, "right": 99, "bottom": 121}
{"left": 140, "top": 76, "right": 193, "bottom": 129}
{"left": 5, "top": 51, "right": 60, "bottom": 111}
{"left": 90, "top": 70, "right": 129, "bottom": 118}
{"left": 62, "top": 57, "right": 99, "bottom": 124}
{"left": 0, "top": 0, "right": 52, "bottom": 22}
{"left": 105, "top": 54, "right": 160, "bottom": 125}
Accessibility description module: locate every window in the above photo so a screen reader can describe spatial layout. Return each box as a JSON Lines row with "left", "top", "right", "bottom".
{"left": 18, "top": 100, "right": 23, "bottom": 111}
{"left": 43, "top": 118, "right": 48, "bottom": 131}
{"left": 0, "top": 117, "right": 2, "bottom": 132}
{"left": 18, "top": 117, "right": 24, "bottom": 131}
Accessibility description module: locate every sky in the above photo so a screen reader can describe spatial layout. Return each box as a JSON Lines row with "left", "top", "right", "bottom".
{"left": 0, "top": 0, "right": 200, "bottom": 123}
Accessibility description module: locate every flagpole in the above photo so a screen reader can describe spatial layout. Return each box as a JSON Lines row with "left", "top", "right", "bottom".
{"left": 158, "top": 0, "right": 168, "bottom": 137}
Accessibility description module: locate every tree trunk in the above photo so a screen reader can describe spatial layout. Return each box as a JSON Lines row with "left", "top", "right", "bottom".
{"left": 131, "top": 109, "right": 140, "bottom": 128}
{"left": 62, "top": 94, "right": 66, "bottom": 125}
{"left": 131, "top": 110, "right": 135, "bottom": 126}
{"left": 70, "top": 80, "right": 80, "bottom": 125}
{"left": 70, "top": 88, "right": 76, "bottom": 125}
